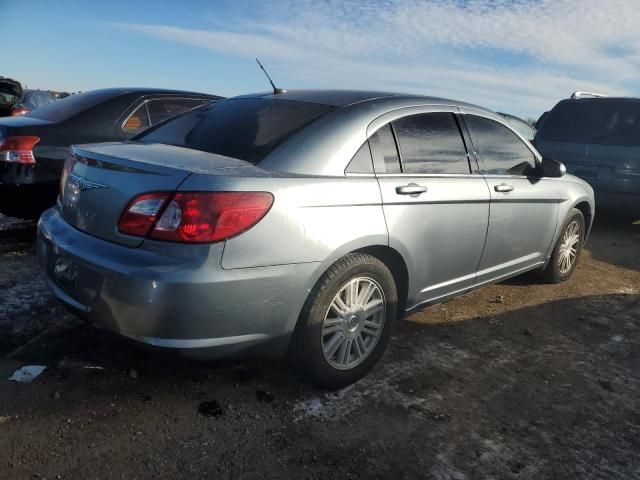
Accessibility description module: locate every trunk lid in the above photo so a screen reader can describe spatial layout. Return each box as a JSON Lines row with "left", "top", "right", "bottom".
{"left": 61, "top": 142, "right": 255, "bottom": 247}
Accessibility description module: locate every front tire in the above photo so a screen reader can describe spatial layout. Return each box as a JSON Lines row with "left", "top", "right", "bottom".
{"left": 290, "top": 253, "right": 397, "bottom": 389}
{"left": 540, "top": 208, "right": 585, "bottom": 283}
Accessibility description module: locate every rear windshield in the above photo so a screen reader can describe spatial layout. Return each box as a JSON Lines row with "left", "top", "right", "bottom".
{"left": 537, "top": 99, "right": 640, "bottom": 146}
{"left": 26, "top": 89, "right": 119, "bottom": 122}
{"left": 136, "top": 98, "right": 335, "bottom": 163}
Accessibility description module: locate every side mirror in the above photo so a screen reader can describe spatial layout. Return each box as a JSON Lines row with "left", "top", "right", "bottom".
{"left": 541, "top": 157, "right": 566, "bottom": 178}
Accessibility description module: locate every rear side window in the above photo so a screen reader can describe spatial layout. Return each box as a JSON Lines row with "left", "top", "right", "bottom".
{"left": 147, "top": 98, "right": 203, "bottom": 125}
{"left": 392, "top": 113, "right": 470, "bottom": 174}
{"left": 466, "top": 115, "right": 536, "bottom": 176}
{"left": 369, "top": 124, "right": 401, "bottom": 173}
{"left": 122, "top": 103, "right": 150, "bottom": 134}
{"left": 137, "top": 98, "right": 334, "bottom": 164}
{"left": 536, "top": 100, "right": 640, "bottom": 146}
{"left": 346, "top": 142, "right": 374, "bottom": 174}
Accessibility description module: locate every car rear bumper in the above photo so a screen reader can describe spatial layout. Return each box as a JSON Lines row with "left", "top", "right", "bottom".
{"left": 37, "top": 208, "right": 319, "bottom": 359}
{"left": 0, "top": 161, "right": 59, "bottom": 185}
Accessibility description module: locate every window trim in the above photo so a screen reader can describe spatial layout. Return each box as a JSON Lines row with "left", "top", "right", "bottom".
{"left": 367, "top": 124, "right": 402, "bottom": 175}
{"left": 458, "top": 107, "right": 542, "bottom": 177}
{"left": 119, "top": 96, "right": 208, "bottom": 135}
{"left": 120, "top": 100, "right": 151, "bottom": 134}
{"left": 454, "top": 113, "right": 480, "bottom": 174}
{"left": 344, "top": 140, "right": 375, "bottom": 175}
{"left": 366, "top": 105, "right": 480, "bottom": 177}
{"left": 392, "top": 112, "right": 472, "bottom": 175}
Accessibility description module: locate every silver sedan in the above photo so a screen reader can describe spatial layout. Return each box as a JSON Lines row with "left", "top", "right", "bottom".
{"left": 38, "top": 90, "right": 595, "bottom": 388}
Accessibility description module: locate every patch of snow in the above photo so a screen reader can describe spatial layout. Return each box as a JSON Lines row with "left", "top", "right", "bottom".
{"left": 293, "top": 341, "right": 473, "bottom": 422}
{"left": 616, "top": 287, "right": 637, "bottom": 294}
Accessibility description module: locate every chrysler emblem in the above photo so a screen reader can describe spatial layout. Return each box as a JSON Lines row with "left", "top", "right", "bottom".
{"left": 68, "top": 173, "right": 108, "bottom": 193}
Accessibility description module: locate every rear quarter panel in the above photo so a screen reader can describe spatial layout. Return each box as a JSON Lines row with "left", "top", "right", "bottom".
{"left": 178, "top": 173, "right": 388, "bottom": 270}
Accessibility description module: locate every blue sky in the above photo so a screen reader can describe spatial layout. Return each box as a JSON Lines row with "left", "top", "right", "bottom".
{"left": 3, "top": 0, "right": 639, "bottom": 118}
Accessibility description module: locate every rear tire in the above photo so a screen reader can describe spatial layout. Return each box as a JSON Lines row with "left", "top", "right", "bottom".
{"left": 539, "top": 208, "right": 585, "bottom": 283}
{"left": 290, "top": 253, "right": 397, "bottom": 389}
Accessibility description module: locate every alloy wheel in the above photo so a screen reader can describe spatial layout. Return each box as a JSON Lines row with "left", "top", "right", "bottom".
{"left": 558, "top": 220, "right": 581, "bottom": 275}
{"left": 321, "top": 277, "right": 386, "bottom": 370}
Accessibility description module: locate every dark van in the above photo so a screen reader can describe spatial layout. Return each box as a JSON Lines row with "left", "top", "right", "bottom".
{"left": 534, "top": 93, "right": 640, "bottom": 216}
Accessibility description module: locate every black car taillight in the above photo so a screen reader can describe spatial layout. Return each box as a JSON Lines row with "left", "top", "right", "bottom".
{"left": 0, "top": 136, "right": 40, "bottom": 164}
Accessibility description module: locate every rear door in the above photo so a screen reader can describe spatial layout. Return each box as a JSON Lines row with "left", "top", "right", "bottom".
{"left": 461, "top": 109, "right": 561, "bottom": 284}
{"left": 371, "top": 106, "right": 490, "bottom": 308}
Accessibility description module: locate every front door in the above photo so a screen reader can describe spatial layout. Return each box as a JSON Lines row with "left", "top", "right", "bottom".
{"left": 461, "top": 110, "right": 561, "bottom": 284}
{"left": 370, "top": 107, "right": 490, "bottom": 308}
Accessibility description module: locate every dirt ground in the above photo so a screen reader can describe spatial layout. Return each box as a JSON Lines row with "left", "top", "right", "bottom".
{"left": 0, "top": 213, "right": 638, "bottom": 480}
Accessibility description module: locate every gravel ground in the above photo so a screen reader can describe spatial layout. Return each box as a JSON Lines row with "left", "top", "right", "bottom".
{"left": 0, "top": 214, "right": 638, "bottom": 479}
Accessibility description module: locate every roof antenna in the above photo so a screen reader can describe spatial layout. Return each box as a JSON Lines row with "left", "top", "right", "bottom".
{"left": 256, "top": 58, "right": 287, "bottom": 95}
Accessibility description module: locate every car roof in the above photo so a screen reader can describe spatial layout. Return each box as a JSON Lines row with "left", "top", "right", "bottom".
{"left": 252, "top": 89, "right": 511, "bottom": 176}
{"left": 237, "top": 89, "right": 491, "bottom": 112}
{"left": 561, "top": 97, "right": 640, "bottom": 104}
{"left": 82, "top": 87, "right": 220, "bottom": 98}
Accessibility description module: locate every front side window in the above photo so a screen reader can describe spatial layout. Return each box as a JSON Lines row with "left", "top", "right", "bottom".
{"left": 147, "top": 98, "right": 204, "bottom": 125}
{"left": 392, "top": 113, "right": 470, "bottom": 174}
{"left": 465, "top": 115, "right": 537, "bottom": 176}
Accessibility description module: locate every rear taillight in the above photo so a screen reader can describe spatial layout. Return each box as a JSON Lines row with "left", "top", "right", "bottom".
{"left": 60, "top": 156, "right": 75, "bottom": 199}
{"left": 11, "top": 108, "right": 30, "bottom": 117}
{"left": 118, "top": 191, "right": 273, "bottom": 243}
{"left": 0, "top": 136, "right": 40, "bottom": 164}
{"left": 118, "top": 193, "right": 171, "bottom": 237}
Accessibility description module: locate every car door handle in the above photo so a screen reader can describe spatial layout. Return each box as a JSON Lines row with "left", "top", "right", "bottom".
{"left": 494, "top": 183, "right": 514, "bottom": 193}
{"left": 395, "top": 184, "right": 427, "bottom": 196}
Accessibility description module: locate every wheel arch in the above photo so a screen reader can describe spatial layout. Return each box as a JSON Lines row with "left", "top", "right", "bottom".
{"left": 573, "top": 200, "right": 593, "bottom": 238}
{"left": 352, "top": 245, "right": 409, "bottom": 318}
{"left": 301, "top": 244, "right": 410, "bottom": 323}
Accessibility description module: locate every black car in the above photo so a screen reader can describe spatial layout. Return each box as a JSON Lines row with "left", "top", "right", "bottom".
{"left": 0, "top": 77, "right": 24, "bottom": 117}
{"left": 11, "top": 89, "right": 57, "bottom": 117}
{"left": 0, "top": 87, "right": 221, "bottom": 218}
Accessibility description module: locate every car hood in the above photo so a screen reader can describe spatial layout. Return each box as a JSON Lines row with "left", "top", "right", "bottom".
{"left": 0, "top": 78, "right": 23, "bottom": 105}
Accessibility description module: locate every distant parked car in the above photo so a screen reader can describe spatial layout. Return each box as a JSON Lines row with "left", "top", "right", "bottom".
{"left": 534, "top": 92, "right": 640, "bottom": 215}
{"left": 38, "top": 90, "right": 594, "bottom": 388}
{"left": 10, "top": 89, "right": 57, "bottom": 116}
{"left": 497, "top": 112, "right": 536, "bottom": 141}
{"left": 0, "top": 87, "right": 221, "bottom": 218}
{"left": 0, "top": 77, "right": 25, "bottom": 117}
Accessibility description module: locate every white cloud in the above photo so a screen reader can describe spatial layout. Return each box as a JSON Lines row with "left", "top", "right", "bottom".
{"left": 108, "top": 0, "right": 640, "bottom": 117}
